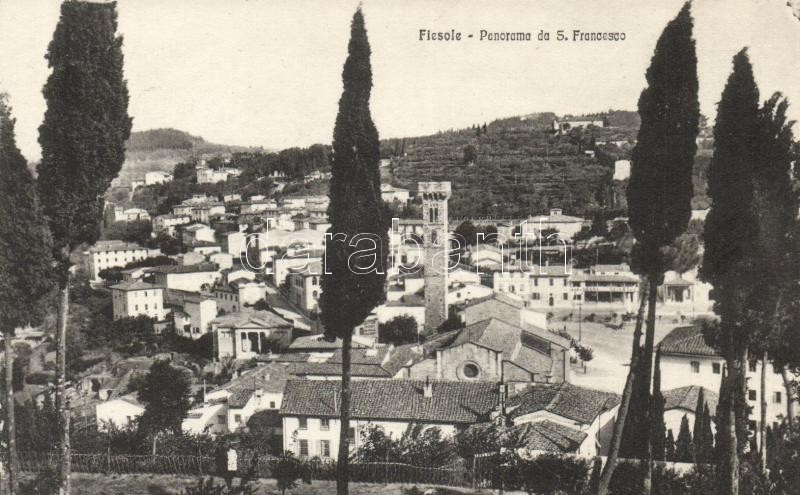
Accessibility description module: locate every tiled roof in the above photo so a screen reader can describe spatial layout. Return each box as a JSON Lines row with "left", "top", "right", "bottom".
{"left": 508, "top": 383, "right": 620, "bottom": 425}
{"left": 280, "top": 379, "right": 497, "bottom": 424}
{"left": 287, "top": 335, "right": 371, "bottom": 351}
{"left": 89, "top": 241, "right": 146, "bottom": 253}
{"left": 283, "top": 362, "right": 390, "bottom": 378}
{"left": 663, "top": 385, "right": 718, "bottom": 415}
{"left": 212, "top": 310, "right": 291, "bottom": 329}
{"left": 215, "top": 363, "right": 293, "bottom": 395}
{"left": 147, "top": 262, "right": 219, "bottom": 274}
{"left": 658, "top": 326, "right": 719, "bottom": 357}
{"left": 228, "top": 388, "right": 254, "bottom": 408}
{"left": 110, "top": 281, "right": 162, "bottom": 292}
{"left": 465, "top": 421, "right": 586, "bottom": 453}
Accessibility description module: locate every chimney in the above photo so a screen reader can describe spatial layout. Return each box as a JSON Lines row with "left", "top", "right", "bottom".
{"left": 499, "top": 382, "right": 507, "bottom": 414}
{"left": 423, "top": 377, "right": 433, "bottom": 398}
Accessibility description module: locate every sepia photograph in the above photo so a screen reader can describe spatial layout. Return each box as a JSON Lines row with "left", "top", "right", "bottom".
{"left": 0, "top": 0, "right": 799, "bottom": 493}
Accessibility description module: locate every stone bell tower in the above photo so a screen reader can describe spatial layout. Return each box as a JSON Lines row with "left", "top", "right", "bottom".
{"left": 418, "top": 182, "right": 451, "bottom": 333}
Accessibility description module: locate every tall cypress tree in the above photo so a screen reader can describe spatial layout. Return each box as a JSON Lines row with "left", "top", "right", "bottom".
{"left": 0, "top": 95, "right": 55, "bottom": 495}
{"left": 676, "top": 415, "right": 693, "bottom": 462}
{"left": 693, "top": 388, "right": 707, "bottom": 462}
{"left": 665, "top": 429, "right": 677, "bottom": 462}
{"left": 319, "top": 8, "right": 389, "bottom": 495}
{"left": 37, "top": 3, "right": 131, "bottom": 492}
{"left": 601, "top": 5, "right": 699, "bottom": 492}
{"left": 700, "top": 49, "right": 761, "bottom": 495}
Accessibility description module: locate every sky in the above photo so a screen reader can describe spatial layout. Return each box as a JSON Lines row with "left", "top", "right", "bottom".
{"left": 0, "top": 0, "right": 798, "bottom": 161}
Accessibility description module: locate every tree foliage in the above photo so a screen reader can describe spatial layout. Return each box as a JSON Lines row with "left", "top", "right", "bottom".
{"left": 0, "top": 96, "right": 55, "bottom": 333}
{"left": 37, "top": 1, "right": 132, "bottom": 270}
{"left": 136, "top": 360, "right": 192, "bottom": 435}
{"left": 377, "top": 315, "right": 418, "bottom": 345}
{"left": 320, "top": 8, "right": 389, "bottom": 339}
{"left": 627, "top": 2, "right": 699, "bottom": 269}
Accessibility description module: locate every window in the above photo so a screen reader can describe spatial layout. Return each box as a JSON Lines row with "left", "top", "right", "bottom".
{"left": 773, "top": 363, "right": 782, "bottom": 374}
{"left": 774, "top": 392, "right": 782, "bottom": 404}
{"left": 298, "top": 417, "right": 307, "bottom": 429}
{"left": 135, "top": 305, "right": 139, "bottom": 311}
{"left": 749, "top": 390, "right": 757, "bottom": 401}
{"left": 269, "top": 401, "right": 276, "bottom": 409}
{"left": 234, "top": 414, "right": 242, "bottom": 423}
{"left": 299, "top": 439, "right": 309, "bottom": 457}
{"left": 549, "top": 278, "right": 554, "bottom": 286}
{"left": 320, "top": 418, "right": 330, "bottom": 430}
{"left": 462, "top": 363, "right": 480, "bottom": 379}
{"left": 563, "top": 293, "right": 568, "bottom": 300}
{"left": 320, "top": 440, "right": 331, "bottom": 458}
{"left": 349, "top": 427, "right": 356, "bottom": 441}
{"left": 531, "top": 293, "right": 541, "bottom": 301}
{"left": 749, "top": 361, "right": 757, "bottom": 372}
{"left": 218, "top": 415, "right": 226, "bottom": 424}
{"left": 748, "top": 420, "right": 757, "bottom": 431}
{"left": 690, "top": 361, "right": 700, "bottom": 373}
{"left": 712, "top": 363, "right": 721, "bottom": 374}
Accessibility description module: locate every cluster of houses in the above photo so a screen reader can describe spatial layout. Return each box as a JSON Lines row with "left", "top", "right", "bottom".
{"left": 89, "top": 176, "right": 790, "bottom": 461}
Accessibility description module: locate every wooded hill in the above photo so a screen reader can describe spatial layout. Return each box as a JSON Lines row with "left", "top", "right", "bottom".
{"left": 382, "top": 111, "right": 640, "bottom": 219}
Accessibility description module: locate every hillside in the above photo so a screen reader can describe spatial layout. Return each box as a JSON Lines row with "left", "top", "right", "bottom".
{"left": 113, "top": 128, "right": 259, "bottom": 187}
{"left": 383, "top": 111, "right": 639, "bottom": 219}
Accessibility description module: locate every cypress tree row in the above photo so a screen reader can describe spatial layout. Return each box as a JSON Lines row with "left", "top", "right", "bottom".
{"left": 600, "top": 4, "right": 699, "bottom": 492}
{"left": 748, "top": 92, "right": 798, "bottom": 466}
{"left": 319, "top": 8, "right": 389, "bottom": 495}
{"left": 700, "top": 49, "right": 761, "bottom": 495}
{"left": 0, "top": 95, "right": 56, "bottom": 495}
{"left": 36, "top": 3, "right": 131, "bottom": 493}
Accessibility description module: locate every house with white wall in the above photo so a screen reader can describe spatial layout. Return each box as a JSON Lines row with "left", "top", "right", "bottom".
{"left": 658, "top": 325, "right": 796, "bottom": 438}
{"left": 506, "top": 382, "right": 620, "bottom": 456}
{"left": 110, "top": 281, "right": 165, "bottom": 321}
{"left": 96, "top": 393, "right": 145, "bottom": 430}
{"left": 145, "top": 170, "right": 173, "bottom": 185}
{"left": 148, "top": 263, "right": 221, "bottom": 292}
{"left": 662, "top": 385, "right": 718, "bottom": 438}
{"left": 86, "top": 240, "right": 153, "bottom": 282}
{"left": 280, "top": 379, "right": 498, "bottom": 460}
{"left": 212, "top": 311, "right": 293, "bottom": 360}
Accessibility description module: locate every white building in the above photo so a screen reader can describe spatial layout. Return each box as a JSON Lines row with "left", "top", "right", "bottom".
{"left": 152, "top": 214, "right": 191, "bottom": 235}
{"left": 662, "top": 385, "right": 718, "bottom": 438}
{"left": 381, "top": 184, "right": 411, "bottom": 203}
{"left": 183, "top": 364, "right": 290, "bottom": 435}
{"left": 86, "top": 241, "right": 152, "bottom": 282}
{"left": 613, "top": 159, "right": 631, "bottom": 181}
{"left": 212, "top": 311, "right": 293, "bottom": 360}
{"left": 173, "top": 295, "right": 218, "bottom": 340}
{"left": 521, "top": 208, "right": 585, "bottom": 241}
{"left": 280, "top": 379, "right": 498, "bottom": 460}
{"left": 96, "top": 393, "right": 145, "bottom": 430}
{"left": 196, "top": 166, "right": 241, "bottom": 184}
{"left": 144, "top": 170, "right": 173, "bottom": 185}
{"left": 506, "top": 382, "right": 620, "bottom": 457}
{"left": 182, "top": 224, "right": 217, "bottom": 245}
{"left": 149, "top": 263, "right": 221, "bottom": 292}
{"left": 658, "top": 326, "right": 797, "bottom": 437}
{"left": 286, "top": 260, "right": 322, "bottom": 313}
{"left": 110, "top": 281, "right": 165, "bottom": 321}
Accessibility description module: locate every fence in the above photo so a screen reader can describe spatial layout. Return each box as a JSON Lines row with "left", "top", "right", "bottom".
{"left": 17, "top": 452, "right": 479, "bottom": 488}
{"left": 18, "top": 451, "right": 695, "bottom": 488}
